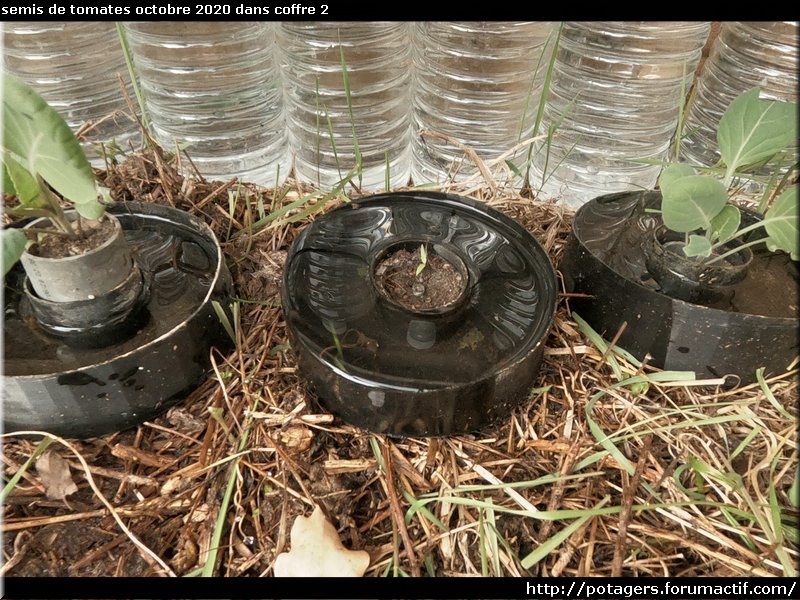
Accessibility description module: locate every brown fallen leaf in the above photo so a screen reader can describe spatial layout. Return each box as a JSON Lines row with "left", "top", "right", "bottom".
{"left": 278, "top": 425, "right": 314, "bottom": 454}
{"left": 273, "top": 506, "right": 370, "bottom": 577}
{"left": 35, "top": 450, "right": 78, "bottom": 501}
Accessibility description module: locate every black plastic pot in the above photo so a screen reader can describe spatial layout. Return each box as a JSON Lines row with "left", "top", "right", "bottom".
{"left": 560, "top": 191, "right": 798, "bottom": 384}
{"left": 2, "top": 202, "right": 233, "bottom": 438}
{"left": 643, "top": 227, "right": 753, "bottom": 305}
{"left": 282, "top": 191, "right": 558, "bottom": 437}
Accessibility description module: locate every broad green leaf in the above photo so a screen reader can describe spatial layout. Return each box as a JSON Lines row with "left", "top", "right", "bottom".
{"left": 2, "top": 153, "right": 48, "bottom": 208}
{"left": 2, "top": 229, "right": 27, "bottom": 276}
{"left": 718, "top": 87, "right": 798, "bottom": 173}
{"left": 658, "top": 163, "right": 696, "bottom": 189}
{"left": 2, "top": 159, "right": 15, "bottom": 196}
{"left": 682, "top": 235, "right": 713, "bottom": 258}
{"left": 763, "top": 187, "right": 798, "bottom": 259}
{"left": 708, "top": 205, "right": 741, "bottom": 244}
{"left": 2, "top": 73, "right": 101, "bottom": 214}
{"left": 661, "top": 175, "right": 728, "bottom": 233}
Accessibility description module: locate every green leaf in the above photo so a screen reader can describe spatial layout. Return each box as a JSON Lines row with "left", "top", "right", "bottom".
{"left": 416, "top": 244, "right": 428, "bottom": 277}
{"left": 2, "top": 73, "right": 101, "bottom": 216}
{"left": 658, "top": 163, "right": 696, "bottom": 189}
{"left": 708, "top": 205, "right": 741, "bottom": 244}
{"left": 683, "top": 235, "right": 713, "bottom": 258}
{"left": 2, "top": 158, "right": 15, "bottom": 196}
{"left": 763, "top": 187, "right": 798, "bottom": 259}
{"left": 661, "top": 175, "right": 729, "bottom": 233}
{"left": 718, "top": 87, "right": 798, "bottom": 173}
{"left": 2, "top": 153, "right": 48, "bottom": 208}
{"left": 2, "top": 229, "right": 28, "bottom": 276}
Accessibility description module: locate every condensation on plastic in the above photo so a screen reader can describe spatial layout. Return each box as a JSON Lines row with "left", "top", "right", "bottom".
{"left": 124, "top": 22, "right": 288, "bottom": 184}
{"left": 276, "top": 22, "right": 412, "bottom": 191}
{"left": 2, "top": 22, "right": 140, "bottom": 165}
{"left": 531, "top": 21, "right": 711, "bottom": 208}
{"left": 412, "top": 22, "right": 555, "bottom": 184}
{"left": 681, "top": 21, "right": 798, "bottom": 171}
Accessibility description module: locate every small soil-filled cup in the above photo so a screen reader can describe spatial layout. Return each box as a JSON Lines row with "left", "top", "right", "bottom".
{"left": 644, "top": 227, "right": 753, "bottom": 305}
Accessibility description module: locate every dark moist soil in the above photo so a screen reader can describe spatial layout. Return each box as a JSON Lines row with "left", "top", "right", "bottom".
{"left": 717, "top": 251, "right": 799, "bottom": 318}
{"left": 29, "top": 217, "right": 115, "bottom": 259}
{"left": 375, "top": 247, "right": 466, "bottom": 311}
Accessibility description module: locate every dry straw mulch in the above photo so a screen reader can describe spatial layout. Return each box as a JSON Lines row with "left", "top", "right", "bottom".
{"left": 2, "top": 147, "right": 797, "bottom": 578}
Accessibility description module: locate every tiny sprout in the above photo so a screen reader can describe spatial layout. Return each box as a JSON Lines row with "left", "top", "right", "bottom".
{"left": 415, "top": 244, "right": 428, "bottom": 277}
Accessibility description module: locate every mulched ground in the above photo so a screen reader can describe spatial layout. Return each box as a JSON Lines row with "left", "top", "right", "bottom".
{"left": 375, "top": 246, "right": 466, "bottom": 311}
{"left": 2, "top": 145, "right": 797, "bottom": 579}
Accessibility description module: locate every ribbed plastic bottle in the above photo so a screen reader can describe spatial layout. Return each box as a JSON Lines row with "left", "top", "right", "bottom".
{"left": 682, "top": 22, "right": 798, "bottom": 170}
{"left": 123, "top": 22, "right": 288, "bottom": 185}
{"left": 531, "top": 22, "right": 711, "bottom": 208}
{"left": 2, "top": 22, "right": 140, "bottom": 166}
{"left": 412, "top": 22, "right": 555, "bottom": 184}
{"left": 276, "top": 22, "right": 412, "bottom": 191}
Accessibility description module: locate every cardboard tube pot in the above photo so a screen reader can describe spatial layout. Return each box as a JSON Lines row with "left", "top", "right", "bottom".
{"left": 3, "top": 202, "right": 233, "bottom": 438}
{"left": 20, "top": 212, "right": 134, "bottom": 302}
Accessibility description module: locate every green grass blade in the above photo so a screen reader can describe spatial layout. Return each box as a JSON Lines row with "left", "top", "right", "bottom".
{"left": 521, "top": 496, "right": 609, "bottom": 568}
{"left": 572, "top": 311, "right": 624, "bottom": 380}
{"left": 485, "top": 498, "right": 501, "bottom": 576}
{"left": 200, "top": 397, "right": 259, "bottom": 576}
{"left": 402, "top": 488, "right": 448, "bottom": 531}
{"left": 521, "top": 23, "right": 562, "bottom": 182}
{"left": 1, "top": 437, "right": 54, "bottom": 503}
{"left": 385, "top": 151, "right": 390, "bottom": 190}
{"left": 532, "top": 23, "right": 561, "bottom": 142}
{"left": 211, "top": 301, "right": 236, "bottom": 344}
{"left": 755, "top": 367, "right": 794, "bottom": 419}
{"left": 487, "top": 521, "right": 518, "bottom": 574}
{"left": 339, "top": 44, "right": 361, "bottom": 179}
{"left": 790, "top": 475, "right": 799, "bottom": 509}
{"left": 478, "top": 504, "right": 488, "bottom": 575}
{"left": 729, "top": 426, "right": 762, "bottom": 462}
{"left": 369, "top": 436, "right": 386, "bottom": 473}
{"left": 201, "top": 458, "right": 239, "bottom": 576}
{"left": 586, "top": 391, "right": 635, "bottom": 475}
{"left": 768, "top": 452, "right": 798, "bottom": 576}
{"left": 115, "top": 23, "right": 151, "bottom": 137}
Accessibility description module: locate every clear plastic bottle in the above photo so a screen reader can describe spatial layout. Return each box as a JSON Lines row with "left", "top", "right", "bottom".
{"left": 531, "top": 22, "right": 711, "bottom": 208}
{"left": 276, "top": 22, "right": 412, "bottom": 191}
{"left": 681, "top": 21, "right": 798, "bottom": 169}
{"left": 2, "top": 22, "right": 140, "bottom": 166}
{"left": 123, "top": 22, "right": 288, "bottom": 185}
{"left": 412, "top": 22, "right": 555, "bottom": 184}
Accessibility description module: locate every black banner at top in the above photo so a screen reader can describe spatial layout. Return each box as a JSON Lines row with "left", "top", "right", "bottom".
{"left": 0, "top": 1, "right": 784, "bottom": 21}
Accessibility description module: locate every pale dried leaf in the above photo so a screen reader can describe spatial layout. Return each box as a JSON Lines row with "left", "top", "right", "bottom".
{"left": 189, "top": 503, "right": 210, "bottom": 523}
{"left": 35, "top": 450, "right": 78, "bottom": 501}
{"left": 273, "top": 506, "right": 370, "bottom": 577}
{"left": 278, "top": 425, "right": 314, "bottom": 453}
{"left": 160, "top": 475, "right": 195, "bottom": 497}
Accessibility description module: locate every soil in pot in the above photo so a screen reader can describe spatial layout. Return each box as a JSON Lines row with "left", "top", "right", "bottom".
{"left": 28, "top": 217, "right": 116, "bottom": 258}
{"left": 644, "top": 228, "right": 754, "bottom": 306}
{"left": 574, "top": 193, "right": 797, "bottom": 319}
{"left": 6, "top": 223, "right": 216, "bottom": 375}
{"left": 560, "top": 191, "right": 798, "bottom": 383}
{"left": 282, "top": 192, "right": 558, "bottom": 436}
{"left": 725, "top": 250, "right": 798, "bottom": 318}
{"left": 374, "top": 246, "right": 467, "bottom": 312}
{"left": 3, "top": 203, "right": 233, "bottom": 438}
